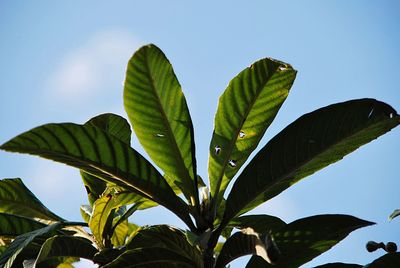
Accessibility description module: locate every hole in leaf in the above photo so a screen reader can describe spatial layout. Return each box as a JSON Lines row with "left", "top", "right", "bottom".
{"left": 214, "top": 146, "right": 221, "bottom": 155}
{"left": 390, "top": 113, "right": 394, "bottom": 118}
{"left": 239, "top": 131, "right": 246, "bottom": 138}
{"left": 368, "top": 108, "right": 374, "bottom": 118}
{"left": 155, "top": 133, "right": 165, "bottom": 137}
{"left": 278, "top": 66, "right": 287, "bottom": 71}
{"left": 228, "top": 159, "right": 237, "bottom": 167}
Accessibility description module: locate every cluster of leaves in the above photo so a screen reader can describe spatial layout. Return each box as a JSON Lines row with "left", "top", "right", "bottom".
{"left": 0, "top": 44, "right": 399, "bottom": 267}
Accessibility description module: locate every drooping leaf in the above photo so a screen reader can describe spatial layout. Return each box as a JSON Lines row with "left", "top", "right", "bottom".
{"left": 0, "top": 222, "right": 62, "bottom": 268}
{"left": 102, "top": 247, "right": 196, "bottom": 268}
{"left": 0, "top": 122, "right": 194, "bottom": 229}
{"left": 222, "top": 99, "right": 400, "bottom": 225}
{"left": 209, "top": 58, "right": 296, "bottom": 209}
{"left": 0, "top": 213, "right": 47, "bottom": 237}
{"left": 0, "top": 178, "right": 63, "bottom": 222}
{"left": 389, "top": 209, "right": 400, "bottom": 221}
{"left": 365, "top": 252, "right": 400, "bottom": 267}
{"left": 124, "top": 44, "right": 198, "bottom": 204}
{"left": 126, "top": 225, "right": 202, "bottom": 267}
{"left": 313, "top": 263, "right": 362, "bottom": 268}
{"left": 246, "top": 215, "right": 374, "bottom": 268}
{"left": 32, "top": 235, "right": 97, "bottom": 267}
{"left": 111, "top": 202, "right": 141, "bottom": 235}
{"left": 215, "top": 229, "right": 279, "bottom": 268}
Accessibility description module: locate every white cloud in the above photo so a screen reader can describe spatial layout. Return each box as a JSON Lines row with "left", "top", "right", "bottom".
{"left": 46, "top": 29, "right": 141, "bottom": 102}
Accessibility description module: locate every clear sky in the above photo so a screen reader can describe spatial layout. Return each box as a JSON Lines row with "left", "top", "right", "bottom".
{"left": 0, "top": 1, "right": 399, "bottom": 267}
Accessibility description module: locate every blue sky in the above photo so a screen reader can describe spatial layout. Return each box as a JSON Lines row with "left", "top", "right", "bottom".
{"left": 0, "top": 1, "right": 399, "bottom": 267}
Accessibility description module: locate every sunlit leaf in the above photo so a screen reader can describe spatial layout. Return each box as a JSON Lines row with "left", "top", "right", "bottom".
{"left": 209, "top": 58, "right": 296, "bottom": 210}
{"left": 0, "top": 178, "right": 62, "bottom": 222}
{"left": 223, "top": 99, "right": 400, "bottom": 225}
{"left": 0, "top": 122, "right": 194, "bottom": 229}
{"left": 124, "top": 44, "right": 198, "bottom": 203}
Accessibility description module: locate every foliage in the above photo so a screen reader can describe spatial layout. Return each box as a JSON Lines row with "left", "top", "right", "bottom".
{"left": 0, "top": 44, "right": 399, "bottom": 267}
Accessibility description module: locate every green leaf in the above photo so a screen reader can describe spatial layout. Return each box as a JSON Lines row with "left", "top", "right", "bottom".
{"left": 222, "top": 99, "right": 400, "bottom": 225}
{"left": 0, "top": 178, "right": 63, "bottom": 222}
{"left": 365, "top": 252, "right": 400, "bottom": 267}
{"left": 227, "top": 215, "right": 286, "bottom": 234}
{"left": 127, "top": 225, "right": 202, "bottom": 267}
{"left": 247, "top": 215, "right": 374, "bottom": 268}
{"left": 81, "top": 113, "right": 132, "bottom": 205}
{"left": 215, "top": 229, "right": 279, "bottom": 268}
{"left": 389, "top": 209, "right": 400, "bottom": 221}
{"left": 0, "top": 222, "right": 62, "bottom": 268}
{"left": 102, "top": 247, "right": 196, "bottom": 268}
{"left": 32, "top": 235, "right": 97, "bottom": 266}
{"left": 124, "top": 44, "right": 198, "bottom": 204}
{"left": 313, "top": 263, "right": 362, "bottom": 268}
{"left": 80, "top": 205, "right": 92, "bottom": 223}
{"left": 209, "top": 58, "right": 296, "bottom": 209}
{"left": 0, "top": 122, "right": 194, "bottom": 230}
{"left": 0, "top": 213, "right": 47, "bottom": 237}
{"left": 89, "top": 194, "right": 116, "bottom": 248}
{"left": 110, "top": 220, "right": 129, "bottom": 247}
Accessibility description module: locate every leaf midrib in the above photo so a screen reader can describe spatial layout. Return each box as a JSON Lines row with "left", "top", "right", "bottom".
{"left": 142, "top": 51, "right": 195, "bottom": 200}
{"left": 212, "top": 64, "right": 283, "bottom": 202}
{"left": 225, "top": 116, "right": 397, "bottom": 224}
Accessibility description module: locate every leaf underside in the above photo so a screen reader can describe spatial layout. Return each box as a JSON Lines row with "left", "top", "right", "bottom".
{"left": 222, "top": 99, "right": 400, "bottom": 226}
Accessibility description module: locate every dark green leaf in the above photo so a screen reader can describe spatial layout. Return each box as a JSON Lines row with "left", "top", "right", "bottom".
{"left": 33, "top": 235, "right": 97, "bottom": 266}
{"left": 81, "top": 113, "right": 132, "bottom": 205}
{"left": 102, "top": 247, "right": 196, "bottom": 268}
{"left": 127, "top": 225, "right": 202, "bottom": 267}
{"left": 313, "top": 263, "right": 362, "bottom": 268}
{"left": 0, "top": 178, "right": 62, "bottom": 222}
{"left": 223, "top": 99, "right": 400, "bottom": 225}
{"left": 0, "top": 222, "right": 62, "bottom": 268}
{"left": 0, "top": 213, "right": 47, "bottom": 237}
{"left": 0, "top": 122, "right": 194, "bottom": 229}
{"left": 124, "top": 44, "right": 198, "bottom": 203}
{"left": 227, "top": 215, "right": 286, "bottom": 234}
{"left": 365, "top": 252, "right": 400, "bottom": 267}
{"left": 247, "top": 215, "right": 374, "bottom": 268}
{"left": 209, "top": 58, "right": 296, "bottom": 209}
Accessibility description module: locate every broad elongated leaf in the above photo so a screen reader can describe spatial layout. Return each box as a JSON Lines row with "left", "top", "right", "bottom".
{"left": 365, "top": 252, "right": 400, "bottom": 267}
{"left": 247, "top": 215, "right": 374, "bottom": 268}
{"left": 209, "top": 58, "right": 296, "bottom": 208}
{"left": 313, "top": 263, "right": 362, "bottom": 268}
{"left": 0, "top": 222, "right": 62, "bottom": 268}
{"left": 32, "top": 235, "right": 97, "bottom": 267}
{"left": 222, "top": 99, "right": 400, "bottom": 225}
{"left": 0, "top": 122, "right": 194, "bottom": 229}
{"left": 0, "top": 178, "right": 62, "bottom": 222}
{"left": 124, "top": 44, "right": 198, "bottom": 203}
{"left": 0, "top": 213, "right": 47, "bottom": 237}
{"left": 102, "top": 247, "right": 196, "bottom": 268}
{"left": 127, "top": 225, "right": 202, "bottom": 267}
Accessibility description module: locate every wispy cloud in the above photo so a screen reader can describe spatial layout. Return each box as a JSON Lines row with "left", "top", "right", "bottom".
{"left": 45, "top": 29, "right": 141, "bottom": 103}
